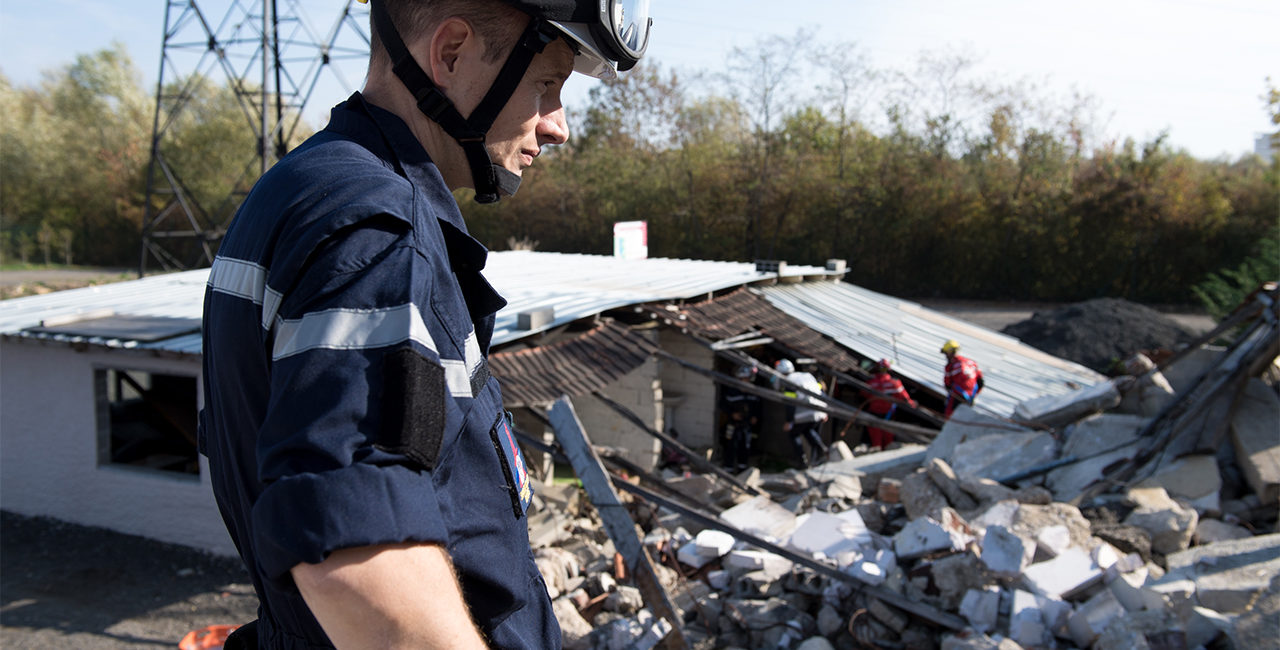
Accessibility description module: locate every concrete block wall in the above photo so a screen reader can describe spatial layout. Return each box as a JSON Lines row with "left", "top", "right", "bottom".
{"left": 571, "top": 353, "right": 664, "bottom": 470}
{"left": 0, "top": 341, "right": 236, "bottom": 556}
{"left": 657, "top": 329, "right": 718, "bottom": 452}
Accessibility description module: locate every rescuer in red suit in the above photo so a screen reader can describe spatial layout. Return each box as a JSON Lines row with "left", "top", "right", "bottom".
{"left": 941, "top": 339, "right": 984, "bottom": 417}
{"left": 863, "top": 359, "right": 916, "bottom": 449}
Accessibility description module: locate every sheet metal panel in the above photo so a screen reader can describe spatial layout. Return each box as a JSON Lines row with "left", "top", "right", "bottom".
{"left": 0, "top": 253, "right": 838, "bottom": 355}
{"left": 757, "top": 282, "right": 1105, "bottom": 417}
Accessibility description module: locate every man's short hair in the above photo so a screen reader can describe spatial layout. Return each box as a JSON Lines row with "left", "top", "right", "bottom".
{"left": 370, "top": 0, "right": 528, "bottom": 69}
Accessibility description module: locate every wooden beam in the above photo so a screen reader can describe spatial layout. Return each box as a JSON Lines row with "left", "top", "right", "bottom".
{"left": 549, "top": 397, "right": 688, "bottom": 649}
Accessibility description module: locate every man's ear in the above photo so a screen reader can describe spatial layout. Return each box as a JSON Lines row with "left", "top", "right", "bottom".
{"left": 425, "top": 17, "right": 477, "bottom": 90}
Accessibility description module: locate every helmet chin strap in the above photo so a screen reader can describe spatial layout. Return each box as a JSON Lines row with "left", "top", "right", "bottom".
{"left": 369, "top": 0, "right": 556, "bottom": 203}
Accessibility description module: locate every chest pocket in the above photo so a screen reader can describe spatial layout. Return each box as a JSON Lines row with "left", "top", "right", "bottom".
{"left": 488, "top": 410, "right": 532, "bottom": 518}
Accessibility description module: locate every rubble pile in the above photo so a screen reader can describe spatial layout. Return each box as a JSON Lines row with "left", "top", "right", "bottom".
{"left": 528, "top": 292, "right": 1279, "bottom": 649}
{"left": 1001, "top": 298, "right": 1198, "bottom": 373}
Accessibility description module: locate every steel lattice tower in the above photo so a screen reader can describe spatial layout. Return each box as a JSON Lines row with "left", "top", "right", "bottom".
{"left": 140, "top": 0, "right": 370, "bottom": 275}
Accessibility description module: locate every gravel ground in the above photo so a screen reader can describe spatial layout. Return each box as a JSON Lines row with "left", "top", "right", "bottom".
{"left": 0, "top": 512, "right": 257, "bottom": 650}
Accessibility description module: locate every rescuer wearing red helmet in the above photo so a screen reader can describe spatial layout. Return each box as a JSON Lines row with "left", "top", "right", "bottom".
{"left": 941, "top": 339, "right": 984, "bottom": 417}
{"left": 863, "top": 358, "right": 916, "bottom": 449}
{"left": 201, "top": 2, "right": 652, "bottom": 647}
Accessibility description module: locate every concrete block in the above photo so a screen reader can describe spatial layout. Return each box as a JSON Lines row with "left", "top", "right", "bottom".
{"left": 1115, "top": 353, "right": 1176, "bottom": 417}
{"left": 1185, "top": 606, "right": 1236, "bottom": 649}
{"left": 1159, "top": 532, "right": 1280, "bottom": 614}
{"left": 1022, "top": 548, "right": 1103, "bottom": 599}
{"left": 845, "top": 548, "right": 895, "bottom": 586}
{"left": 733, "top": 570, "right": 783, "bottom": 598}
{"left": 827, "top": 439, "right": 854, "bottom": 462}
{"left": 971, "top": 499, "right": 1019, "bottom": 531}
{"left": 867, "top": 596, "right": 909, "bottom": 633}
{"left": 605, "top": 585, "right": 643, "bottom": 614}
{"left": 1108, "top": 566, "right": 1163, "bottom": 612}
{"left": 816, "top": 603, "right": 843, "bottom": 637}
{"left": 1092, "top": 541, "right": 1123, "bottom": 571}
{"left": 707, "top": 569, "right": 730, "bottom": 590}
{"left": 786, "top": 511, "right": 871, "bottom": 560}
{"left": 1015, "top": 379, "right": 1122, "bottom": 429}
{"left": 1036, "top": 524, "right": 1071, "bottom": 558}
{"left": 901, "top": 471, "right": 949, "bottom": 521}
{"left": 950, "top": 430, "right": 1058, "bottom": 482}
{"left": 677, "top": 540, "right": 713, "bottom": 569}
{"left": 1009, "top": 590, "right": 1049, "bottom": 647}
{"left": 957, "top": 476, "right": 1017, "bottom": 505}
{"left": 1231, "top": 378, "right": 1280, "bottom": 505}
{"left": 1195, "top": 518, "right": 1254, "bottom": 544}
{"left": 719, "top": 495, "right": 798, "bottom": 542}
{"left": 893, "top": 513, "right": 971, "bottom": 560}
{"left": 694, "top": 529, "right": 737, "bottom": 558}
{"left": 804, "top": 444, "right": 925, "bottom": 484}
{"left": 821, "top": 474, "right": 863, "bottom": 501}
{"left": 724, "top": 549, "right": 793, "bottom": 579}
{"left": 552, "top": 596, "right": 593, "bottom": 650}
{"left": 980, "top": 525, "right": 1032, "bottom": 577}
{"left": 1162, "top": 345, "right": 1226, "bottom": 394}
{"left": 1135, "top": 454, "right": 1222, "bottom": 514}
{"left": 927, "top": 457, "right": 979, "bottom": 511}
{"left": 959, "top": 586, "right": 1001, "bottom": 633}
{"left": 1124, "top": 486, "right": 1198, "bottom": 555}
{"left": 1068, "top": 589, "right": 1125, "bottom": 647}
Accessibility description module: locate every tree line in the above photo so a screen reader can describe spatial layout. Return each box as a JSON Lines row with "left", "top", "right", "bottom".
{"left": 2, "top": 40, "right": 1276, "bottom": 308}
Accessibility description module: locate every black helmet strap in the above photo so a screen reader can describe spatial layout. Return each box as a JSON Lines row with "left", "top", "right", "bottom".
{"left": 369, "top": 0, "right": 557, "bottom": 203}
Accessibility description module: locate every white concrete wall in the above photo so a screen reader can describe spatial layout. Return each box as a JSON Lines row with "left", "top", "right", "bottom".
{"left": 0, "top": 340, "right": 236, "bottom": 557}
{"left": 656, "top": 329, "right": 718, "bottom": 452}
{"left": 571, "top": 353, "right": 664, "bottom": 471}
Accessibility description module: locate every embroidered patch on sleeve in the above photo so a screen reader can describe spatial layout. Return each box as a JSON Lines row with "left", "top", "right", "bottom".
{"left": 378, "top": 346, "right": 445, "bottom": 471}
{"left": 489, "top": 411, "right": 532, "bottom": 518}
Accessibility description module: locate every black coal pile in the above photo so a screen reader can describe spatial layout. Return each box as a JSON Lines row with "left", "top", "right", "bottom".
{"left": 1001, "top": 298, "right": 1196, "bottom": 373}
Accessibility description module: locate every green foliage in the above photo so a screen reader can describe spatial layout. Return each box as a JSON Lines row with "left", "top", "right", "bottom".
{"left": 1192, "top": 236, "right": 1280, "bottom": 319}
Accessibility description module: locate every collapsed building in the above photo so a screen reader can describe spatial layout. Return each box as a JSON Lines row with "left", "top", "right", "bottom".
{"left": 1, "top": 254, "right": 1275, "bottom": 648}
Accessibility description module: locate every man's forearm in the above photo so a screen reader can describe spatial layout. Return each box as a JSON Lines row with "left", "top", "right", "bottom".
{"left": 292, "top": 542, "right": 487, "bottom": 649}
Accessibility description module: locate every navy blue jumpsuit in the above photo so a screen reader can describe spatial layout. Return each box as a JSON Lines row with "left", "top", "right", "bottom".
{"left": 200, "top": 93, "right": 560, "bottom": 649}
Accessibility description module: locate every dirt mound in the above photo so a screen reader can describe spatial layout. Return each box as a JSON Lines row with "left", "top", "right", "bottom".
{"left": 1000, "top": 298, "right": 1197, "bottom": 373}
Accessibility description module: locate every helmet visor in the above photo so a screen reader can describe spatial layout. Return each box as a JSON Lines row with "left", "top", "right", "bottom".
{"left": 612, "top": 0, "right": 651, "bottom": 58}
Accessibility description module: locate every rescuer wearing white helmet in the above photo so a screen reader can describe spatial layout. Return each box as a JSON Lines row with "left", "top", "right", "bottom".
{"left": 774, "top": 358, "right": 829, "bottom": 467}
{"left": 201, "top": 2, "right": 652, "bottom": 647}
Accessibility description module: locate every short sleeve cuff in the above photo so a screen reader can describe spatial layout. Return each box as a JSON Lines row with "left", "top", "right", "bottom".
{"left": 251, "top": 462, "right": 446, "bottom": 580}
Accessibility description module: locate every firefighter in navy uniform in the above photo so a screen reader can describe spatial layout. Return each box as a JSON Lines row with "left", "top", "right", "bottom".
{"left": 719, "top": 363, "right": 761, "bottom": 472}
{"left": 199, "top": 1, "right": 652, "bottom": 647}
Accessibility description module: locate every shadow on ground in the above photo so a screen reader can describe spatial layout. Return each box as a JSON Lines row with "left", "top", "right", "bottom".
{"left": 1, "top": 511, "right": 258, "bottom": 650}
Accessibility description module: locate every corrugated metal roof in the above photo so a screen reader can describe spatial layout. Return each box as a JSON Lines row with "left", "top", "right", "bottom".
{"left": 489, "top": 320, "right": 652, "bottom": 407}
{"left": 756, "top": 282, "right": 1105, "bottom": 417}
{"left": 484, "top": 251, "right": 839, "bottom": 345}
{"left": 0, "top": 270, "right": 209, "bottom": 356}
{"left": 0, "top": 253, "right": 837, "bottom": 354}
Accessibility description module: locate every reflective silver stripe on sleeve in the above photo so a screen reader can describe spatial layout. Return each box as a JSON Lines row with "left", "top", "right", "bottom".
{"left": 442, "top": 359, "right": 471, "bottom": 398}
{"left": 464, "top": 330, "right": 483, "bottom": 376}
{"left": 208, "top": 257, "right": 266, "bottom": 304}
{"left": 271, "top": 304, "right": 475, "bottom": 398}
{"left": 261, "top": 286, "right": 284, "bottom": 331}
{"left": 272, "top": 304, "right": 438, "bottom": 360}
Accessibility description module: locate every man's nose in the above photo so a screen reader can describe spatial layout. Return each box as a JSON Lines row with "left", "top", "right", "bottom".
{"left": 538, "top": 106, "right": 569, "bottom": 147}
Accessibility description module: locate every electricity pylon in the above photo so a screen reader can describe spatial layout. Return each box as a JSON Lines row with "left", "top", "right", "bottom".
{"left": 140, "top": 0, "right": 369, "bottom": 275}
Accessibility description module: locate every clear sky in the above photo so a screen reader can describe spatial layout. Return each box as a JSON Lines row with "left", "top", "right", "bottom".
{"left": 2, "top": 0, "right": 1275, "bottom": 160}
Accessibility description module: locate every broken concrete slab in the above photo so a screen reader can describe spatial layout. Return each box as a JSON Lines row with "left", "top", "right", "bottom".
{"left": 979, "top": 525, "right": 1032, "bottom": 577}
{"left": 805, "top": 444, "right": 926, "bottom": 485}
{"left": 1035, "top": 524, "right": 1071, "bottom": 559}
{"left": 1124, "top": 486, "right": 1198, "bottom": 555}
{"left": 785, "top": 511, "right": 872, "bottom": 561}
{"left": 1231, "top": 378, "right": 1280, "bottom": 505}
{"left": 694, "top": 529, "right": 736, "bottom": 558}
{"left": 724, "top": 549, "right": 793, "bottom": 578}
{"left": 1194, "top": 518, "right": 1254, "bottom": 544}
{"left": 927, "top": 458, "right": 979, "bottom": 512}
{"left": 1015, "top": 379, "right": 1122, "bottom": 429}
{"left": 1068, "top": 588, "right": 1125, "bottom": 648}
{"left": 1114, "top": 353, "right": 1177, "bottom": 417}
{"left": 719, "top": 495, "right": 798, "bottom": 542}
{"left": 929, "top": 552, "right": 988, "bottom": 610}
{"left": 957, "top": 476, "right": 1017, "bottom": 505}
{"left": 958, "top": 586, "right": 1000, "bottom": 633}
{"left": 1135, "top": 454, "right": 1222, "bottom": 514}
{"left": 893, "top": 510, "right": 974, "bottom": 560}
{"left": 949, "top": 430, "right": 1058, "bottom": 483}
{"left": 820, "top": 474, "right": 863, "bottom": 501}
{"left": 1022, "top": 548, "right": 1103, "bottom": 599}
{"left": 901, "top": 471, "right": 950, "bottom": 521}
{"left": 553, "top": 597, "right": 593, "bottom": 649}
{"left": 1161, "top": 345, "right": 1227, "bottom": 395}
{"left": 1156, "top": 532, "right": 1280, "bottom": 614}
{"left": 927, "top": 405, "right": 1030, "bottom": 466}
{"left": 1045, "top": 413, "right": 1147, "bottom": 502}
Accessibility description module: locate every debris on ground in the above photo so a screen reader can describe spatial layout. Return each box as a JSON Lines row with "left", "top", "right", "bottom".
{"left": 1001, "top": 298, "right": 1199, "bottom": 373}
{"left": 527, "top": 287, "right": 1280, "bottom": 649}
